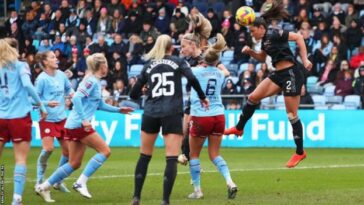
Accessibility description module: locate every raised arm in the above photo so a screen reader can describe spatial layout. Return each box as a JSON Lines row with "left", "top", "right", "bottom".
{"left": 242, "top": 46, "right": 267, "bottom": 62}
{"left": 288, "top": 32, "right": 312, "bottom": 70}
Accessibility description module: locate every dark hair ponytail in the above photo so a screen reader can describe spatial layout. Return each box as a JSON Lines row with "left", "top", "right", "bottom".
{"left": 253, "top": 0, "right": 289, "bottom": 28}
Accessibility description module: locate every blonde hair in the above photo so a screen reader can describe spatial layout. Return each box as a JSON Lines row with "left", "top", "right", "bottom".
{"left": 144, "top": 35, "right": 172, "bottom": 61}
{"left": 182, "top": 33, "right": 200, "bottom": 47}
{"left": 0, "top": 39, "right": 19, "bottom": 67}
{"left": 203, "top": 33, "right": 226, "bottom": 65}
{"left": 129, "top": 34, "right": 143, "bottom": 44}
{"left": 86, "top": 53, "right": 107, "bottom": 73}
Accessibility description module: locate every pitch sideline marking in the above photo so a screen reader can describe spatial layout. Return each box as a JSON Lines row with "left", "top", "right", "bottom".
{"left": 3, "top": 163, "right": 364, "bottom": 184}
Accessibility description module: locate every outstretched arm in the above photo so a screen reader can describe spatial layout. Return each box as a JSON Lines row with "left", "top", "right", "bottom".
{"left": 289, "top": 32, "right": 312, "bottom": 70}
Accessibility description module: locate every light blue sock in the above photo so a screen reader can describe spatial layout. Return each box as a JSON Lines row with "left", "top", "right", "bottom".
{"left": 13, "top": 164, "right": 26, "bottom": 201}
{"left": 189, "top": 159, "right": 201, "bottom": 190}
{"left": 36, "top": 150, "right": 52, "bottom": 184}
{"left": 82, "top": 153, "right": 107, "bottom": 177}
{"left": 212, "top": 156, "right": 232, "bottom": 184}
{"left": 48, "top": 163, "right": 74, "bottom": 185}
{"left": 58, "top": 155, "right": 69, "bottom": 168}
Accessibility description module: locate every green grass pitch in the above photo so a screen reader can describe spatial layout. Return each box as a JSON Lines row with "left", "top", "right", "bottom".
{"left": 1, "top": 147, "right": 364, "bottom": 205}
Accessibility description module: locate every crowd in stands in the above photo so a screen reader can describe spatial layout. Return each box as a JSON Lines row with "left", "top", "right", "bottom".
{"left": 2, "top": 0, "right": 364, "bottom": 109}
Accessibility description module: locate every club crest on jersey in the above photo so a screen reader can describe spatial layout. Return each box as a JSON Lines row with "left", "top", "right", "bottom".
{"left": 85, "top": 81, "right": 92, "bottom": 89}
{"left": 45, "top": 128, "right": 51, "bottom": 134}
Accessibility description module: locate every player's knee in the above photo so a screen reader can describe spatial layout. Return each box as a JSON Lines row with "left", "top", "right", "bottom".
{"left": 100, "top": 147, "right": 111, "bottom": 158}
{"left": 248, "top": 94, "right": 260, "bottom": 104}
{"left": 44, "top": 146, "right": 54, "bottom": 152}
{"left": 62, "top": 150, "right": 69, "bottom": 157}
{"left": 287, "top": 112, "right": 298, "bottom": 120}
{"left": 69, "top": 160, "right": 82, "bottom": 169}
{"left": 208, "top": 152, "right": 219, "bottom": 161}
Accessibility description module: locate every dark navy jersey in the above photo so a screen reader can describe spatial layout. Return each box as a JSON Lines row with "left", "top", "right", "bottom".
{"left": 185, "top": 53, "right": 204, "bottom": 67}
{"left": 261, "top": 28, "right": 295, "bottom": 67}
{"left": 130, "top": 55, "right": 205, "bottom": 118}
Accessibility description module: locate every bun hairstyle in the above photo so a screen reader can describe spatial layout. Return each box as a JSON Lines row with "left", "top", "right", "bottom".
{"left": 253, "top": 0, "right": 289, "bottom": 29}
{"left": 86, "top": 53, "right": 107, "bottom": 73}
{"left": 35, "top": 51, "right": 52, "bottom": 70}
{"left": 203, "top": 33, "right": 226, "bottom": 65}
{"left": 0, "top": 39, "right": 19, "bottom": 67}
{"left": 187, "top": 12, "right": 212, "bottom": 48}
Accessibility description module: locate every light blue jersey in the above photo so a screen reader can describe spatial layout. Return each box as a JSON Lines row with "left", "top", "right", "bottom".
{"left": 190, "top": 66, "right": 225, "bottom": 117}
{"left": 65, "top": 75, "right": 119, "bottom": 129}
{"left": 35, "top": 70, "right": 74, "bottom": 122}
{"left": 0, "top": 61, "right": 42, "bottom": 119}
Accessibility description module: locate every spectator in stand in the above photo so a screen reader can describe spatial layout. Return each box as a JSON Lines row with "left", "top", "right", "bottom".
{"left": 144, "top": 36, "right": 155, "bottom": 54}
{"left": 30, "top": 0, "right": 42, "bottom": 18}
{"left": 73, "top": 48, "right": 90, "bottom": 89}
{"left": 76, "top": 0, "right": 87, "bottom": 19}
{"left": 65, "top": 9, "right": 80, "bottom": 36}
{"left": 350, "top": 46, "right": 364, "bottom": 69}
{"left": 313, "top": 21, "right": 329, "bottom": 42}
{"left": 299, "top": 84, "right": 314, "bottom": 110}
{"left": 50, "top": 10, "right": 64, "bottom": 36}
{"left": 171, "top": 8, "right": 189, "bottom": 37}
{"left": 109, "top": 34, "right": 128, "bottom": 66}
{"left": 239, "top": 78, "right": 255, "bottom": 95}
{"left": 107, "top": 0, "right": 126, "bottom": 17}
{"left": 93, "top": 0, "right": 104, "bottom": 19}
{"left": 313, "top": 34, "right": 333, "bottom": 76}
{"left": 335, "top": 70, "right": 354, "bottom": 97}
{"left": 38, "top": 39, "right": 52, "bottom": 53}
{"left": 96, "top": 8, "right": 112, "bottom": 35}
{"left": 311, "top": 7, "right": 326, "bottom": 29}
{"left": 260, "top": 0, "right": 273, "bottom": 15}
{"left": 5, "top": 10, "right": 22, "bottom": 33}
{"left": 89, "top": 35, "right": 109, "bottom": 56}
{"left": 75, "top": 22, "right": 88, "bottom": 46}
{"left": 21, "top": 11, "right": 38, "bottom": 39}
{"left": 345, "top": 4, "right": 358, "bottom": 28}
{"left": 221, "top": 19, "right": 233, "bottom": 48}
{"left": 109, "top": 9, "right": 126, "bottom": 36}
{"left": 126, "top": 34, "right": 144, "bottom": 66}
{"left": 51, "top": 35, "right": 66, "bottom": 55}
{"left": 56, "top": 23, "right": 67, "bottom": 43}
{"left": 83, "top": 9, "right": 97, "bottom": 37}
{"left": 113, "top": 79, "right": 128, "bottom": 105}
{"left": 173, "top": 0, "right": 189, "bottom": 17}
{"left": 206, "top": 8, "right": 221, "bottom": 38}
{"left": 336, "top": 60, "right": 350, "bottom": 82}
{"left": 7, "top": 23, "right": 24, "bottom": 50}
{"left": 346, "top": 19, "right": 362, "bottom": 58}
{"left": 100, "top": 80, "right": 111, "bottom": 98}
{"left": 318, "top": 59, "right": 338, "bottom": 86}
{"left": 140, "top": 20, "right": 161, "bottom": 43}
{"left": 155, "top": 0, "right": 173, "bottom": 17}
{"left": 59, "top": 0, "right": 71, "bottom": 21}
{"left": 333, "top": 34, "right": 348, "bottom": 61}
{"left": 31, "top": 63, "right": 43, "bottom": 84}
{"left": 143, "top": 4, "right": 157, "bottom": 22}
{"left": 283, "top": 0, "right": 295, "bottom": 16}
{"left": 331, "top": 3, "right": 346, "bottom": 24}
{"left": 293, "top": 8, "right": 310, "bottom": 29}
{"left": 222, "top": 79, "right": 239, "bottom": 109}
{"left": 124, "top": 11, "right": 142, "bottom": 37}
{"left": 154, "top": 8, "right": 171, "bottom": 34}
{"left": 21, "top": 38, "right": 37, "bottom": 59}
{"left": 231, "top": 23, "right": 252, "bottom": 66}
{"left": 255, "top": 63, "right": 270, "bottom": 86}
{"left": 299, "top": 25, "right": 314, "bottom": 59}
{"left": 353, "top": 66, "right": 364, "bottom": 108}
{"left": 294, "top": 0, "right": 311, "bottom": 16}
{"left": 330, "top": 16, "right": 347, "bottom": 37}
{"left": 111, "top": 60, "right": 128, "bottom": 85}
{"left": 221, "top": 10, "right": 235, "bottom": 33}
{"left": 237, "top": 64, "right": 256, "bottom": 86}
{"left": 327, "top": 46, "right": 342, "bottom": 66}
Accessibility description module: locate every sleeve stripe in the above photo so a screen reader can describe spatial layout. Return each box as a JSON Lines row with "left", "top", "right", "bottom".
{"left": 79, "top": 89, "right": 89, "bottom": 97}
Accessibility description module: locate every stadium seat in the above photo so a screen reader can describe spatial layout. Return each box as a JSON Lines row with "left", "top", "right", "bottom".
{"left": 324, "top": 85, "right": 336, "bottom": 96}
{"left": 307, "top": 85, "right": 324, "bottom": 94}
{"left": 312, "top": 95, "right": 328, "bottom": 110}
{"left": 238, "top": 63, "right": 249, "bottom": 75}
{"left": 331, "top": 104, "right": 346, "bottom": 110}
{"left": 129, "top": 64, "right": 144, "bottom": 77}
{"left": 275, "top": 95, "right": 285, "bottom": 110}
{"left": 255, "top": 63, "right": 262, "bottom": 71}
{"left": 306, "top": 76, "right": 318, "bottom": 89}
{"left": 260, "top": 96, "right": 275, "bottom": 110}
{"left": 326, "top": 95, "right": 343, "bottom": 105}
{"left": 344, "top": 95, "right": 361, "bottom": 109}
{"left": 221, "top": 50, "right": 234, "bottom": 62}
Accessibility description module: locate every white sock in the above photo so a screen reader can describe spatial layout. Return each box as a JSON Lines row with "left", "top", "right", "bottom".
{"left": 40, "top": 181, "right": 52, "bottom": 191}
{"left": 76, "top": 174, "right": 89, "bottom": 185}
{"left": 13, "top": 194, "right": 22, "bottom": 203}
{"left": 194, "top": 186, "right": 201, "bottom": 192}
{"left": 227, "top": 179, "right": 235, "bottom": 187}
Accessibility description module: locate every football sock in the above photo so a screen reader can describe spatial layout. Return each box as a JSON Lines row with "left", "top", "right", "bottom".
{"left": 133, "top": 153, "right": 152, "bottom": 199}
{"left": 77, "top": 153, "right": 107, "bottom": 185}
{"left": 213, "top": 156, "right": 233, "bottom": 185}
{"left": 163, "top": 156, "right": 178, "bottom": 203}
{"left": 236, "top": 100, "right": 258, "bottom": 130}
{"left": 48, "top": 163, "right": 74, "bottom": 186}
{"left": 13, "top": 164, "right": 26, "bottom": 203}
{"left": 189, "top": 159, "right": 201, "bottom": 191}
{"left": 56, "top": 155, "right": 69, "bottom": 184}
{"left": 181, "top": 135, "right": 190, "bottom": 160}
{"left": 36, "top": 150, "right": 52, "bottom": 184}
{"left": 290, "top": 117, "right": 304, "bottom": 155}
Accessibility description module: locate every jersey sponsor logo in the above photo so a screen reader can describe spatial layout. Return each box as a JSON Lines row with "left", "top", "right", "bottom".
{"left": 45, "top": 128, "right": 51, "bottom": 134}
{"left": 85, "top": 81, "right": 93, "bottom": 89}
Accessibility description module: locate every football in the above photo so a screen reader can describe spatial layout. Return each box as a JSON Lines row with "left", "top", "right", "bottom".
{"left": 235, "top": 6, "right": 256, "bottom": 26}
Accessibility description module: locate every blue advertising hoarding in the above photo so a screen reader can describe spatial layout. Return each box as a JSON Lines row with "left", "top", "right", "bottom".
{"left": 14, "top": 110, "right": 364, "bottom": 148}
